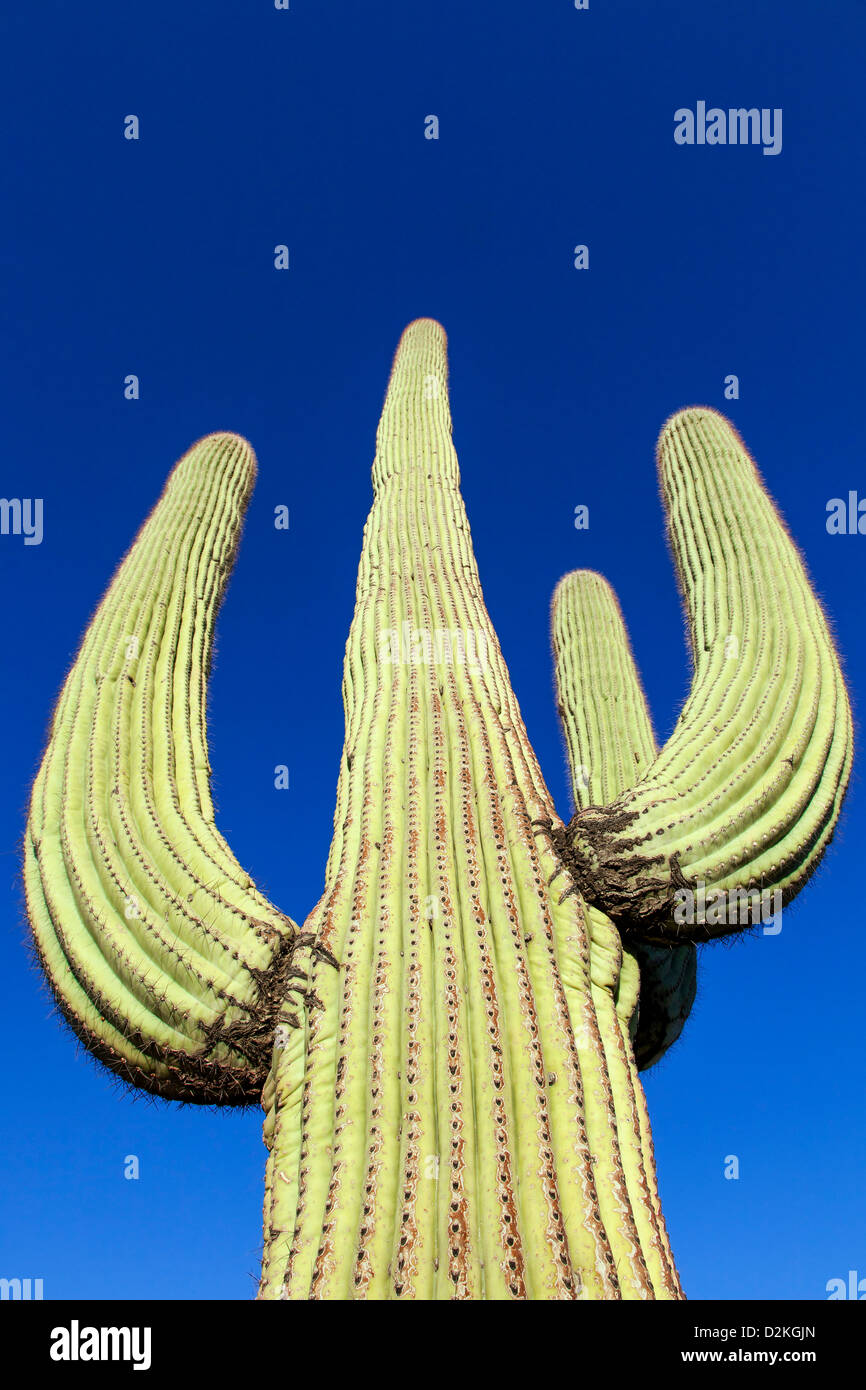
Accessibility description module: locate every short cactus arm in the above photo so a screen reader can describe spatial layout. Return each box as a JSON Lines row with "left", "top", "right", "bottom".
{"left": 566, "top": 409, "right": 854, "bottom": 942}
{"left": 24, "top": 434, "right": 298, "bottom": 1103}
{"left": 552, "top": 571, "right": 696, "bottom": 1068}
{"left": 552, "top": 570, "right": 658, "bottom": 809}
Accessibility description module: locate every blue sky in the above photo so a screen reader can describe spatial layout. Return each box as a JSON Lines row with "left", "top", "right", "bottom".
{"left": 1, "top": 0, "right": 864, "bottom": 1299}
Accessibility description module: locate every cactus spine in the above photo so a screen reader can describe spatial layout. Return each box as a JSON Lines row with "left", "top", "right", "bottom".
{"left": 24, "top": 321, "right": 852, "bottom": 1299}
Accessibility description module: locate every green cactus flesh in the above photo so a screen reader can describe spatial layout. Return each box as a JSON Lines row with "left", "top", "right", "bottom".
{"left": 563, "top": 410, "right": 853, "bottom": 942}
{"left": 24, "top": 434, "right": 298, "bottom": 1103}
{"left": 552, "top": 571, "right": 697, "bottom": 1070}
{"left": 23, "top": 320, "right": 852, "bottom": 1299}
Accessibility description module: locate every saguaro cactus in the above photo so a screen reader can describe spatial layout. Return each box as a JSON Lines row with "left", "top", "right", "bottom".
{"left": 24, "top": 319, "right": 852, "bottom": 1299}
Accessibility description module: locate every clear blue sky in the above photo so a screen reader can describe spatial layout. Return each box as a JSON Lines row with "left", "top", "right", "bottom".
{"left": 1, "top": 1, "right": 864, "bottom": 1300}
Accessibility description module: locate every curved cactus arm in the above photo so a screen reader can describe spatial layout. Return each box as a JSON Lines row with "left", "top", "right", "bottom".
{"left": 261, "top": 320, "right": 683, "bottom": 1301}
{"left": 566, "top": 409, "right": 854, "bottom": 943}
{"left": 24, "top": 434, "right": 299, "bottom": 1104}
{"left": 552, "top": 571, "right": 697, "bottom": 1068}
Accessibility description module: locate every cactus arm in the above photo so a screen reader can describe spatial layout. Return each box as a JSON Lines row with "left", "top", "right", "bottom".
{"left": 552, "top": 570, "right": 658, "bottom": 809}
{"left": 261, "top": 320, "right": 683, "bottom": 1300}
{"left": 24, "top": 434, "right": 298, "bottom": 1104}
{"left": 566, "top": 409, "right": 854, "bottom": 941}
{"left": 551, "top": 570, "right": 697, "bottom": 1068}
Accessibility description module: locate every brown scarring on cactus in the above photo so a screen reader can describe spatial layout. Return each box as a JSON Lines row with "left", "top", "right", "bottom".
{"left": 23, "top": 319, "right": 853, "bottom": 1299}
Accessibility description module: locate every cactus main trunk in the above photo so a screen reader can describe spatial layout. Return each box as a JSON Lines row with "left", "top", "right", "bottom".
{"left": 259, "top": 320, "right": 681, "bottom": 1300}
